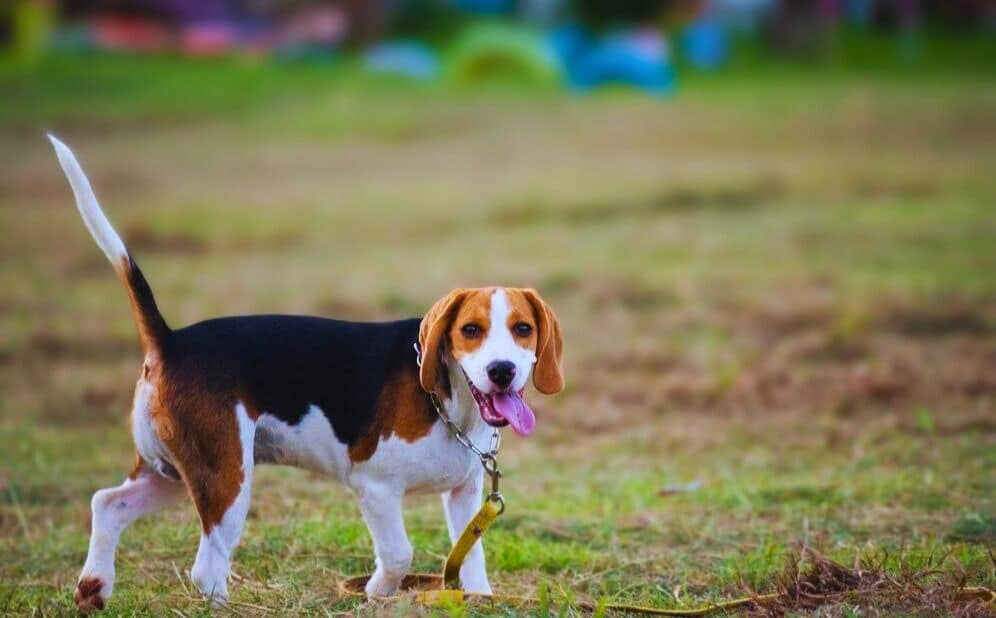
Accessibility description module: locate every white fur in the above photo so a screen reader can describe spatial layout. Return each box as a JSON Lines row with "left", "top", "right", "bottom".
{"left": 459, "top": 289, "right": 537, "bottom": 394}
{"left": 442, "top": 469, "right": 491, "bottom": 594}
{"left": 77, "top": 377, "right": 185, "bottom": 607}
{"left": 348, "top": 360, "right": 496, "bottom": 595}
{"left": 130, "top": 378, "right": 172, "bottom": 474}
{"left": 48, "top": 135, "right": 128, "bottom": 266}
{"left": 255, "top": 405, "right": 350, "bottom": 480}
{"left": 78, "top": 472, "right": 185, "bottom": 603}
{"left": 189, "top": 403, "right": 256, "bottom": 602}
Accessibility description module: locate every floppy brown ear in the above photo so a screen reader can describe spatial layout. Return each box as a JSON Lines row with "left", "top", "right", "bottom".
{"left": 418, "top": 289, "right": 470, "bottom": 396}
{"left": 522, "top": 289, "right": 564, "bottom": 395}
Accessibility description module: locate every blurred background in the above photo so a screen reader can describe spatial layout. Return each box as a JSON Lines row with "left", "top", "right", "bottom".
{"left": 0, "top": 0, "right": 994, "bottom": 614}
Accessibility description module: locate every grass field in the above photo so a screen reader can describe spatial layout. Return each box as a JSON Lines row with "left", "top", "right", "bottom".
{"left": 0, "top": 52, "right": 994, "bottom": 615}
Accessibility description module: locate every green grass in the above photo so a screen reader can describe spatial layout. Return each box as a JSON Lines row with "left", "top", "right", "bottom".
{"left": 0, "top": 50, "right": 994, "bottom": 615}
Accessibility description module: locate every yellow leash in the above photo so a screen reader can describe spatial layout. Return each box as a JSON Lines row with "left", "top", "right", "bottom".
{"left": 340, "top": 490, "right": 996, "bottom": 615}
{"left": 443, "top": 494, "right": 504, "bottom": 590}
{"left": 341, "top": 369, "right": 995, "bottom": 613}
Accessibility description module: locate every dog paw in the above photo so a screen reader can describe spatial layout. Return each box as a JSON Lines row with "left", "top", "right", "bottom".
{"left": 189, "top": 564, "right": 229, "bottom": 605}
{"left": 74, "top": 577, "right": 106, "bottom": 613}
{"left": 364, "top": 573, "right": 401, "bottom": 598}
{"left": 463, "top": 582, "right": 493, "bottom": 596}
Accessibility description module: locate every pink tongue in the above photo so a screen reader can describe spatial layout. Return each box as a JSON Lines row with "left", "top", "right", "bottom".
{"left": 491, "top": 391, "right": 536, "bottom": 436}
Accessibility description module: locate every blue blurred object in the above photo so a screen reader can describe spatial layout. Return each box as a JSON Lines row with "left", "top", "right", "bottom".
{"left": 454, "top": 0, "right": 514, "bottom": 15}
{"left": 364, "top": 41, "right": 440, "bottom": 81}
{"left": 709, "top": 0, "right": 777, "bottom": 33}
{"left": 558, "top": 28, "right": 675, "bottom": 95}
{"left": 681, "top": 19, "right": 729, "bottom": 71}
{"left": 548, "top": 24, "right": 591, "bottom": 69}
{"left": 845, "top": 0, "right": 875, "bottom": 27}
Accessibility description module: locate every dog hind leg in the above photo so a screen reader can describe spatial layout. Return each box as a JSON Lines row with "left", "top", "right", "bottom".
{"left": 181, "top": 404, "right": 257, "bottom": 604}
{"left": 76, "top": 459, "right": 185, "bottom": 612}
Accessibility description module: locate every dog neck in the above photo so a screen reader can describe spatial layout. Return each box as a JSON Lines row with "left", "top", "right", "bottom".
{"left": 442, "top": 360, "right": 492, "bottom": 442}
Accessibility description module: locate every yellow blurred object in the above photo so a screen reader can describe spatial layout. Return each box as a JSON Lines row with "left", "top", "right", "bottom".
{"left": 13, "top": 0, "right": 55, "bottom": 61}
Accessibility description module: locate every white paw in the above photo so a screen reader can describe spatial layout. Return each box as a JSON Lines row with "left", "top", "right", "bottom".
{"left": 463, "top": 580, "right": 492, "bottom": 596}
{"left": 189, "top": 564, "right": 229, "bottom": 604}
{"left": 364, "top": 570, "right": 402, "bottom": 598}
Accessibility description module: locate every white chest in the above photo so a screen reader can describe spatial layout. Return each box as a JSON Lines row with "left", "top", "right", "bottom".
{"left": 348, "top": 421, "right": 491, "bottom": 495}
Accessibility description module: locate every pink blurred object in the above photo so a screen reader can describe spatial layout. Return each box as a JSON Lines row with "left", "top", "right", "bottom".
{"left": 180, "top": 22, "right": 239, "bottom": 57}
{"left": 278, "top": 6, "right": 348, "bottom": 47}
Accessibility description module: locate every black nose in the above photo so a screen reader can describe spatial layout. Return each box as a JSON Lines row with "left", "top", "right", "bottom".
{"left": 487, "top": 361, "right": 516, "bottom": 389}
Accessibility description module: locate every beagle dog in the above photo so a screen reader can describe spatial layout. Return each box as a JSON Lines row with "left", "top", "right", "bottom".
{"left": 48, "top": 137, "right": 564, "bottom": 612}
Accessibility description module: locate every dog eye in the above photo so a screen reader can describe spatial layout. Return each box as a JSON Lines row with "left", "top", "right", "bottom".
{"left": 461, "top": 324, "right": 482, "bottom": 338}
{"left": 513, "top": 322, "right": 533, "bottom": 337}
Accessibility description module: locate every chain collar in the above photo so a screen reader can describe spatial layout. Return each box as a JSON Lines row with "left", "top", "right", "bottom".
{"left": 414, "top": 341, "right": 504, "bottom": 513}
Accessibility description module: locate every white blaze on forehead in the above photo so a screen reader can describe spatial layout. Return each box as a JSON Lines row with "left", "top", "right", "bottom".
{"left": 457, "top": 289, "right": 537, "bottom": 394}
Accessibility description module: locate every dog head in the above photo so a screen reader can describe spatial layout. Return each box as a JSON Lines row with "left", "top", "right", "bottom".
{"left": 418, "top": 287, "right": 563, "bottom": 436}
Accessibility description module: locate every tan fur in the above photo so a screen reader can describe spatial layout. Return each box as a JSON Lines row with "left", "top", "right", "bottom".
{"left": 448, "top": 288, "right": 494, "bottom": 360}
{"left": 348, "top": 367, "right": 437, "bottom": 463}
{"left": 503, "top": 289, "right": 540, "bottom": 351}
{"left": 418, "top": 288, "right": 472, "bottom": 396}
{"left": 117, "top": 256, "right": 169, "bottom": 356}
{"left": 126, "top": 454, "right": 145, "bottom": 481}
{"left": 140, "top": 365, "right": 245, "bottom": 533}
{"left": 516, "top": 289, "right": 565, "bottom": 394}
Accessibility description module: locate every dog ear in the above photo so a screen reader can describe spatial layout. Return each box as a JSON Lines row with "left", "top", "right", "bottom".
{"left": 521, "top": 289, "right": 564, "bottom": 395}
{"left": 419, "top": 289, "right": 470, "bottom": 397}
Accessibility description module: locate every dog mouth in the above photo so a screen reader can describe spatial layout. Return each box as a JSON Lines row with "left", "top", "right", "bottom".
{"left": 467, "top": 380, "right": 536, "bottom": 437}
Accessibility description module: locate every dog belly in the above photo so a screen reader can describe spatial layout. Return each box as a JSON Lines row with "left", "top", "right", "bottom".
{"left": 254, "top": 405, "right": 349, "bottom": 480}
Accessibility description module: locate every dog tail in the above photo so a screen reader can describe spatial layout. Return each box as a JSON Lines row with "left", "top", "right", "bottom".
{"left": 48, "top": 135, "right": 170, "bottom": 353}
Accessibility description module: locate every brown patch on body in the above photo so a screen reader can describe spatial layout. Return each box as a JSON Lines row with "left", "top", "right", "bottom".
{"left": 159, "top": 379, "right": 243, "bottom": 532}
{"left": 349, "top": 366, "right": 437, "bottom": 462}
{"left": 133, "top": 359, "right": 245, "bottom": 534}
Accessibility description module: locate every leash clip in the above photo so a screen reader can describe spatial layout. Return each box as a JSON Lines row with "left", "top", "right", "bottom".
{"left": 481, "top": 454, "right": 501, "bottom": 493}
{"left": 481, "top": 454, "right": 505, "bottom": 515}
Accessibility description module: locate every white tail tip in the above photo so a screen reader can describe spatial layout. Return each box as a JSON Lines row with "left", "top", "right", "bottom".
{"left": 48, "top": 134, "right": 129, "bottom": 265}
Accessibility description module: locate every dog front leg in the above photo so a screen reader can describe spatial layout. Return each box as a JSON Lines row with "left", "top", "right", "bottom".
{"left": 442, "top": 469, "right": 492, "bottom": 595}
{"left": 357, "top": 482, "right": 412, "bottom": 597}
